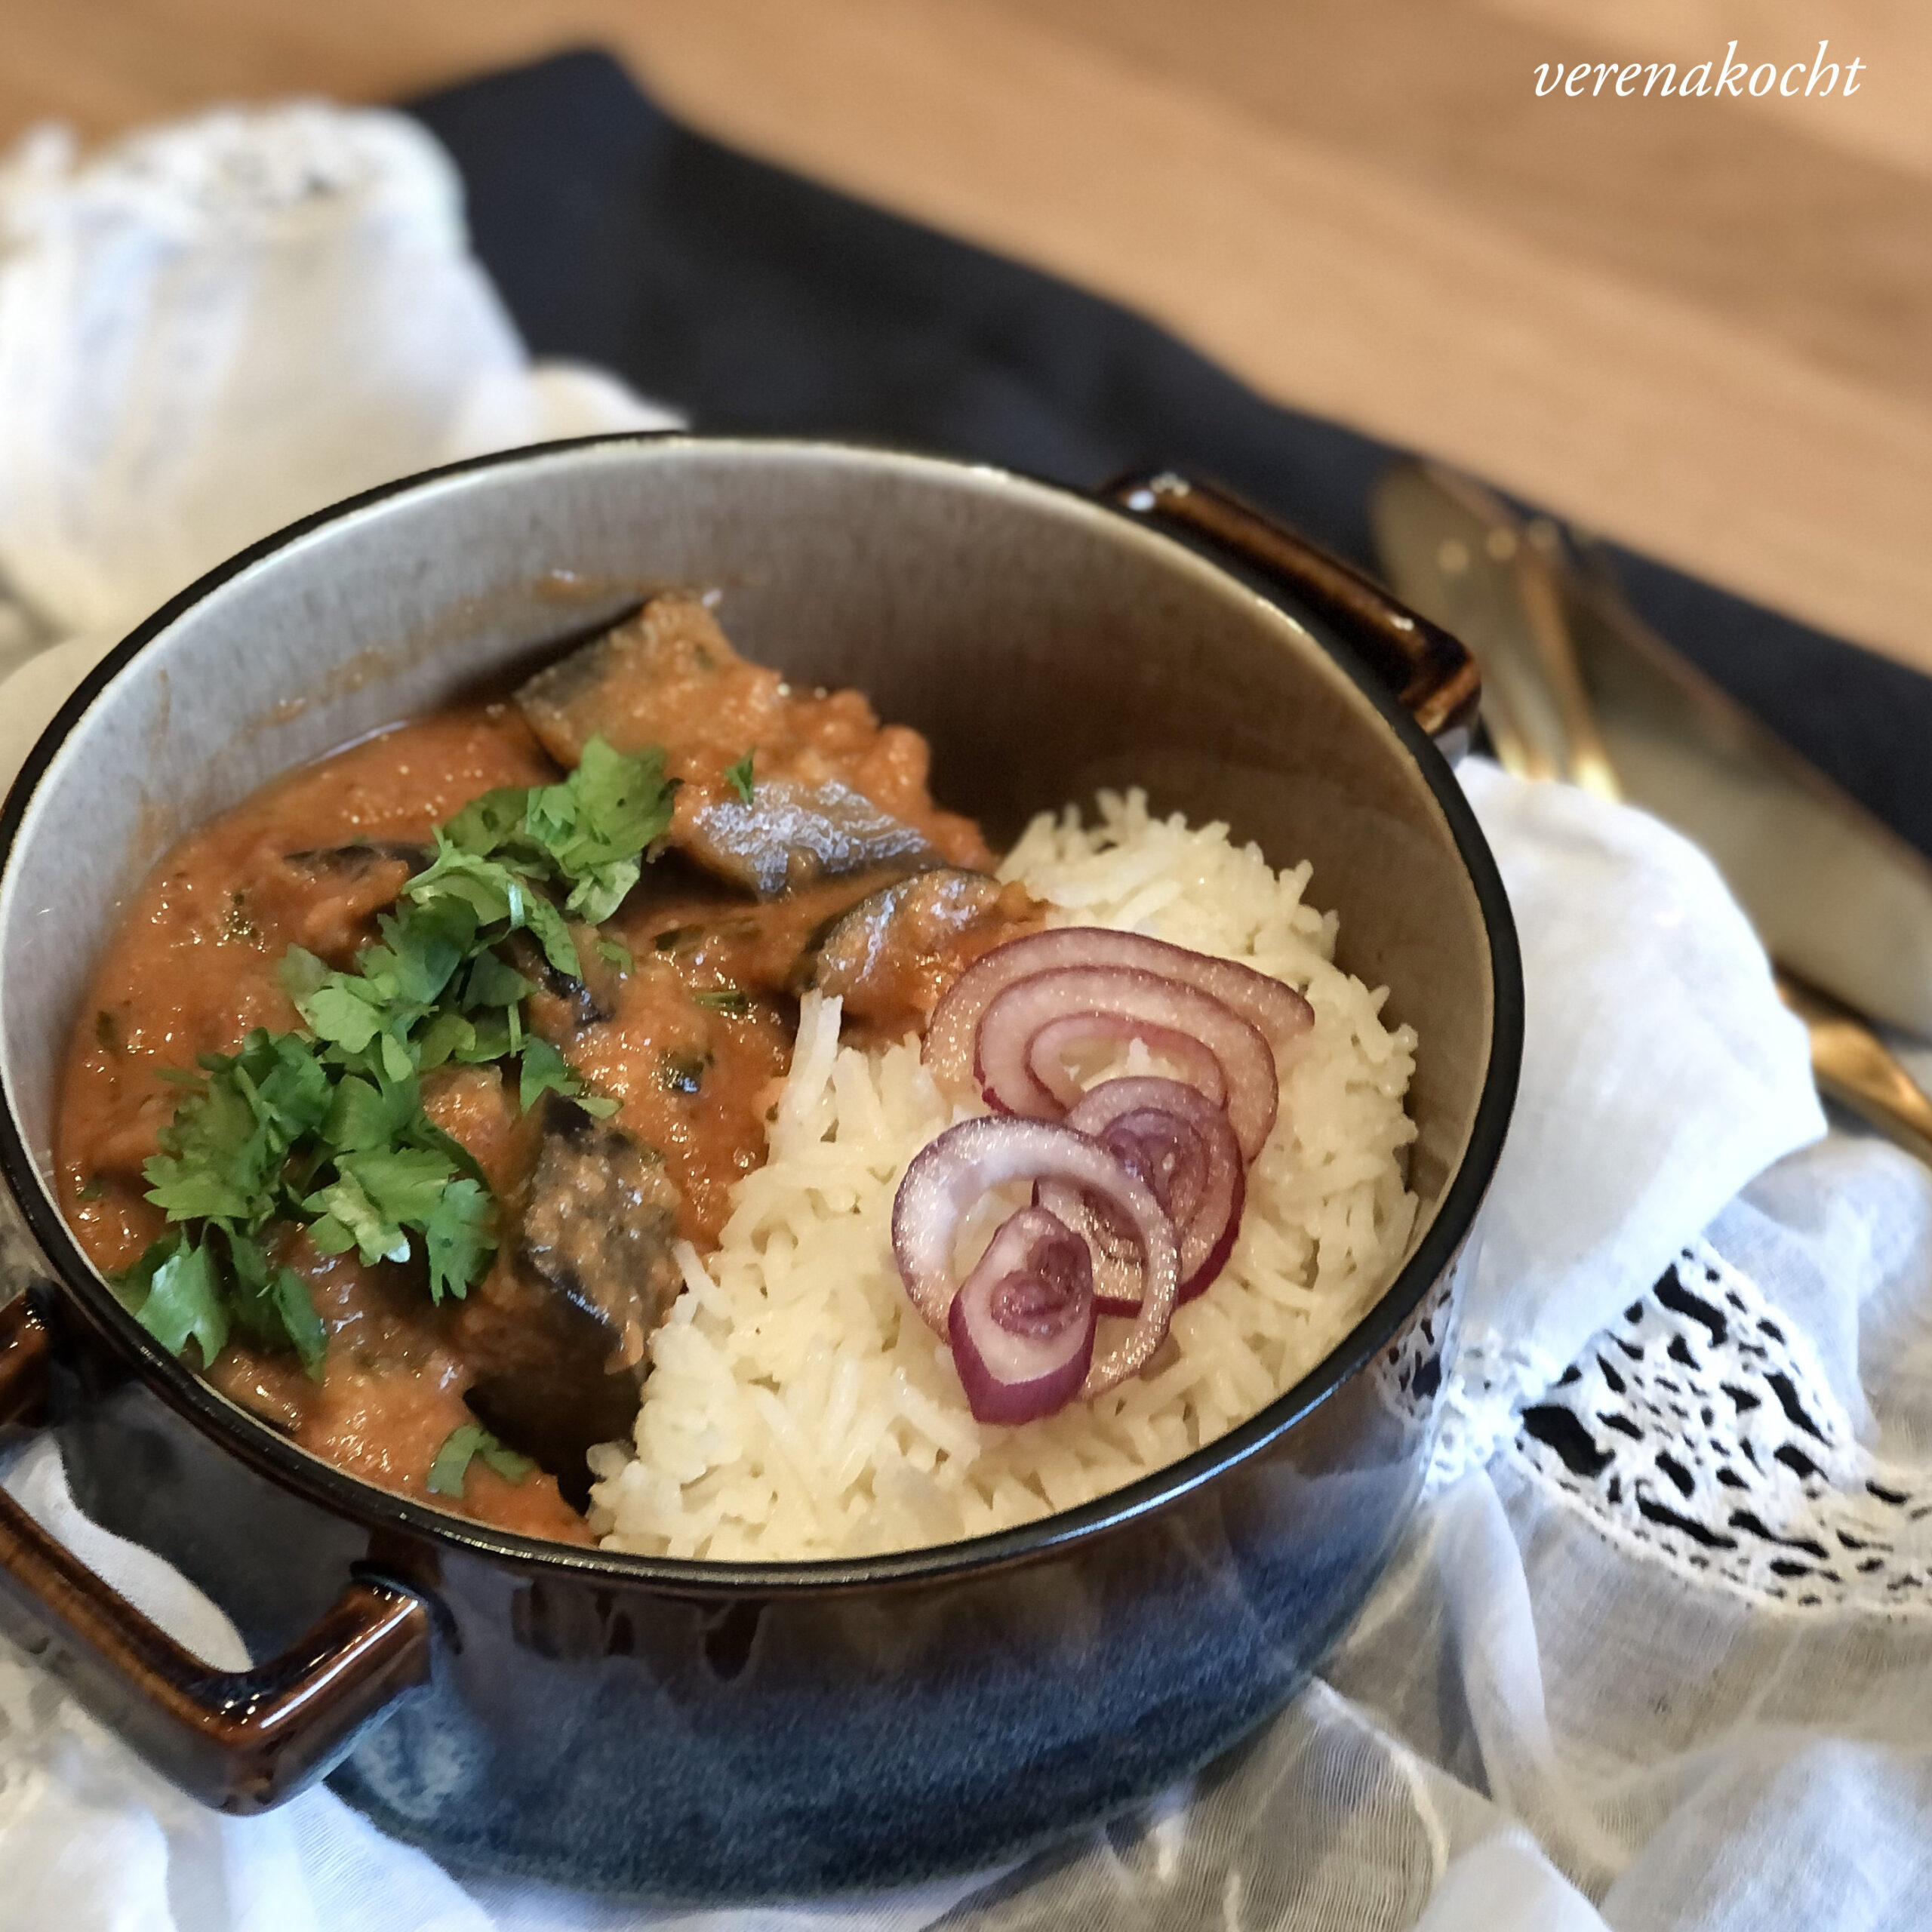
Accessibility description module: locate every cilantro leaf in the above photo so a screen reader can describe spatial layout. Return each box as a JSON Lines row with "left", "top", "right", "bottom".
{"left": 238, "top": 1032, "right": 333, "bottom": 1139}
{"left": 441, "top": 786, "right": 536, "bottom": 860}
{"left": 143, "top": 1035, "right": 323, "bottom": 1224}
{"left": 414, "top": 1010, "right": 475, "bottom": 1070}
{"left": 518, "top": 1035, "right": 574, "bottom": 1113}
{"left": 131, "top": 1238, "right": 230, "bottom": 1364}
{"left": 278, "top": 946, "right": 328, "bottom": 1004}
{"left": 109, "top": 1237, "right": 179, "bottom": 1316}
{"left": 274, "top": 1267, "right": 329, "bottom": 1377}
{"left": 525, "top": 737, "right": 675, "bottom": 924}
{"left": 143, "top": 1134, "right": 260, "bottom": 1223}
{"left": 454, "top": 1011, "right": 515, "bottom": 1063}
{"left": 297, "top": 977, "right": 389, "bottom": 1056}
{"left": 225, "top": 1229, "right": 328, "bottom": 1379}
{"left": 462, "top": 949, "right": 535, "bottom": 1013}
{"left": 519, "top": 893, "right": 581, "bottom": 982}
{"left": 322, "top": 1071, "right": 422, "bottom": 1154}
{"left": 406, "top": 841, "right": 521, "bottom": 930}
{"left": 724, "top": 751, "right": 755, "bottom": 804}
{"left": 427, "top": 1424, "right": 485, "bottom": 1496}
{"left": 427, "top": 1421, "right": 535, "bottom": 1497}
{"left": 423, "top": 1177, "right": 494, "bottom": 1303}
{"left": 515, "top": 1036, "right": 623, "bottom": 1118}
{"left": 478, "top": 1435, "right": 537, "bottom": 1481}
{"left": 303, "top": 1145, "right": 462, "bottom": 1268}
{"left": 361, "top": 904, "right": 472, "bottom": 1007}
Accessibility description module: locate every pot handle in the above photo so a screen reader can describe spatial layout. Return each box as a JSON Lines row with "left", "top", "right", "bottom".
{"left": 0, "top": 1291, "right": 432, "bottom": 1814}
{"left": 1103, "top": 469, "right": 1481, "bottom": 747}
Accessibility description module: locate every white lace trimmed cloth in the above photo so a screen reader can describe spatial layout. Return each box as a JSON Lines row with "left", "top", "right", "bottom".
{"left": 4, "top": 99, "right": 1932, "bottom": 1932}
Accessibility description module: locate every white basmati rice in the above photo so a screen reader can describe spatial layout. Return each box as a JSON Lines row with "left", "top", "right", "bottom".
{"left": 587, "top": 789, "right": 1420, "bottom": 1559}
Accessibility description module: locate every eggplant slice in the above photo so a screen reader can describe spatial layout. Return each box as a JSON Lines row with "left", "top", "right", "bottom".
{"left": 460, "top": 1097, "right": 683, "bottom": 1505}
{"left": 514, "top": 592, "right": 747, "bottom": 768}
{"left": 688, "top": 779, "right": 937, "bottom": 897}
{"left": 281, "top": 841, "right": 432, "bottom": 877}
{"left": 792, "top": 869, "right": 1039, "bottom": 1035}
{"left": 515, "top": 594, "right": 942, "bottom": 897}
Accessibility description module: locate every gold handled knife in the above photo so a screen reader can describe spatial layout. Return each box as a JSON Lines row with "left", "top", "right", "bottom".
{"left": 1371, "top": 462, "right": 1932, "bottom": 1038}
{"left": 1371, "top": 460, "right": 1932, "bottom": 1164}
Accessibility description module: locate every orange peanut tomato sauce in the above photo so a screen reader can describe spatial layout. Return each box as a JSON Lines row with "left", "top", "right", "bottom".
{"left": 57, "top": 707, "right": 604, "bottom": 1541}
{"left": 56, "top": 666, "right": 1032, "bottom": 1544}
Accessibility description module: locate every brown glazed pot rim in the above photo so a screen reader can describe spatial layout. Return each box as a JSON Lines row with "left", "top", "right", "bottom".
{"left": 0, "top": 434, "right": 1524, "bottom": 1595}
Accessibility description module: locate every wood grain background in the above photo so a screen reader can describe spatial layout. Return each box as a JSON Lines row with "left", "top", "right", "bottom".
{"left": 4, "top": 0, "right": 1927, "bottom": 675}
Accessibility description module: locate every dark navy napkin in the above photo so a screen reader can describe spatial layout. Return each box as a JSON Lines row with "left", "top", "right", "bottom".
{"left": 406, "top": 48, "right": 1932, "bottom": 859}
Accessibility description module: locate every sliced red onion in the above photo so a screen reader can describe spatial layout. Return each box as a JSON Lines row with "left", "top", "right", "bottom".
{"left": 974, "top": 965, "right": 1278, "bottom": 1161}
{"left": 946, "top": 1206, "right": 1097, "bottom": 1424}
{"left": 926, "top": 927, "right": 1312, "bottom": 1100}
{"left": 1038, "top": 1078, "right": 1246, "bottom": 1311}
{"left": 892, "top": 1116, "right": 1180, "bottom": 1400}
{"left": 1023, "top": 1012, "right": 1226, "bottom": 1112}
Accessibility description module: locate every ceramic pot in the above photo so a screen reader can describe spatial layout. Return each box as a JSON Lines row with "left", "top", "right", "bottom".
{"left": 0, "top": 439, "right": 1520, "bottom": 1899}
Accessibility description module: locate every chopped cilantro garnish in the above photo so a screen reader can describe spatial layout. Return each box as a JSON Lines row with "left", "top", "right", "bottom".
{"left": 226, "top": 1229, "right": 328, "bottom": 1375}
{"left": 598, "top": 938, "right": 634, "bottom": 972}
{"left": 131, "top": 736, "right": 674, "bottom": 1377}
{"left": 724, "top": 751, "right": 755, "bottom": 804}
{"left": 427, "top": 1422, "right": 537, "bottom": 1497}
{"left": 518, "top": 1035, "right": 619, "bottom": 1118}
{"left": 119, "top": 1236, "right": 229, "bottom": 1364}
{"left": 691, "top": 987, "right": 749, "bottom": 1014}
{"left": 74, "top": 1175, "right": 103, "bottom": 1202}
{"left": 432, "top": 735, "right": 676, "bottom": 955}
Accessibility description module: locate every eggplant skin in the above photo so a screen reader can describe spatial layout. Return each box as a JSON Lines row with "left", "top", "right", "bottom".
{"left": 792, "top": 870, "right": 1004, "bottom": 994}
{"left": 790, "top": 869, "right": 1037, "bottom": 1035}
{"left": 280, "top": 841, "right": 431, "bottom": 875}
{"left": 513, "top": 592, "right": 744, "bottom": 770}
{"left": 516, "top": 1098, "right": 682, "bottom": 1365}
{"left": 463, "top": 1098, "right": 683, "bottom": 1506}
{"left": 688, "top": 780, "right": 939, "bottom": 897}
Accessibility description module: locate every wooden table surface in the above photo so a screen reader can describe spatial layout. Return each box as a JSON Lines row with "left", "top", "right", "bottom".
{"left": 5, "top": 0, "right": 1928, "bottom": 675}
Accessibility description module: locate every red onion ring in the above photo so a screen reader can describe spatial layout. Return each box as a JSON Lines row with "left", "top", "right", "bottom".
{"left": 1023, "top": 1013, "right": 1226, "bottom": 1112}
{"left": 974, "top": 965, "right": 1278, "bottom": 1161}
{"left": 1038, "top": 1078, "right": 1246, "bottom": 1311}
{"left": 892, "top": 1117, "right": 1180, "bottom": 1400}
{"left": 946, "top": 1206, "right": 1097, "bottom": 1424}
{"left": 927, "top": 927, "right": 1312, "bottom": 1098}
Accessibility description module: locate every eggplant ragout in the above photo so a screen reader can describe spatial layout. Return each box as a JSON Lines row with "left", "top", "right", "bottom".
{"left": 58, "top": 596, "right": 1039, "bottom": 1540}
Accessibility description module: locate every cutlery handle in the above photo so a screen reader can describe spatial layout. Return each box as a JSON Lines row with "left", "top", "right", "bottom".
{"left": 1776, "top": 973, "right": 1932, "bottom": 1168}
{"left": 1104, "top": 469, "right": 1481, "bottom": 748}
{"left": 0, "top": 1291, "right": 432, "bottom": 1812}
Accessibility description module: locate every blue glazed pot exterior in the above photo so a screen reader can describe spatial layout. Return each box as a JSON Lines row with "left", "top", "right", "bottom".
{"left": 51, "top": 1241, "right": 1468, "bottom": 1897}
{"left": 0, "top": 438, "right": 1519, "bottom": 1899}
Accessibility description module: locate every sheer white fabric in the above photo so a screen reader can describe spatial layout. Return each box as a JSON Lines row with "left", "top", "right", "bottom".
{"left": 0, "top": 98, "right": 1924, "bottom": 1932}
{"left": 1425, "top": 764, "right": 1824, "bottom": 1491}
{"left": 937, "top": 1134, "right": 1932, "bottom": 1932}
{"left": 0, "top": 101, "right": 677, "bottom": 783}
